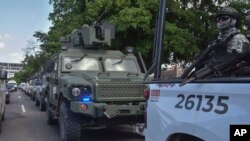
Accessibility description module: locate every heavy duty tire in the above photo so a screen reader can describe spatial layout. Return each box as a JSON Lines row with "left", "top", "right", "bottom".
{"left": 6, "top": 97, "right": 10, "bottom": 104}
{"left": 171, "top": 134, "right": 202, "bottom": 141}
{"left": 39, "top": 100, "right": 46, "bottom": 111}
{"left": 59, "top": 101, "right": 81, "bottom": 141}
{"left": 1, "top": 110, "right": 5, "bottom": 121}
{"left": 35, "top": 97, "right": 39, "bottom": 107}
{"left": 31, "top": 94, "right": 35, "bottom": 101}
{"left": 45, "top": 96, "right": 57, "bottom": 125}
{"left": 6, "top": 100, "right": 10, "bottom": 104}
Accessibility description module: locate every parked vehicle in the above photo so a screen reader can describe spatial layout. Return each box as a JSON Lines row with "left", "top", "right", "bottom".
{"left": 18, "top": 82, "right": 26, "bottom": 92}
{"left": 145, "top": 1, "right": 250, "bottom": 141}
{"left": 1, "top": 84, "right": 10, "bottom": 104}
{"left": 30, "top": 79, "right": 41, "bottom": 101}
{"left": 0, "top": 70, "right": 8, "bottom": 133}
{"left": 31, "top": 79, "right": 42, "bottom": 103}
{"left": 35, "top": 74, "right": 48, "bottom": 111}
{"left": 44, "top": 16, "right": 146, "bottom": 141}
{"left": 6, "top": 80, "right": 17, "bottom": 92}
{"left": 24, "top": 81, "right": 32, "bottom": 96}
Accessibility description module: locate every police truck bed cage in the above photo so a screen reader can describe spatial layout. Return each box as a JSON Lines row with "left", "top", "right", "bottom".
{"left": 143, "top": 0, "right": 167, "bottom": 81}
{"left": 179, "top": 50, "right": 250, "bottom": 86}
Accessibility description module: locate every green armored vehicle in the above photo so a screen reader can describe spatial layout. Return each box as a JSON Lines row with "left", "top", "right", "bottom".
{"left": 44, "top": 20, "right": 146, "bottom": 141}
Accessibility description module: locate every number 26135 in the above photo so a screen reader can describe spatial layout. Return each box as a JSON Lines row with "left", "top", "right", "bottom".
{"left": 175, "top": 94, "right": 229, "bottom": 114}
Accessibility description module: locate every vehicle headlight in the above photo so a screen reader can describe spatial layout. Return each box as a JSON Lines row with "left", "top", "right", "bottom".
{"left": 72, "top": 87, "right": 81, "bottom": 96}
{"left": 81, "top": 87, "right": 91, "bottom": 95}
{"left": 70, "top": 85, "right": 92, "bottom": 101}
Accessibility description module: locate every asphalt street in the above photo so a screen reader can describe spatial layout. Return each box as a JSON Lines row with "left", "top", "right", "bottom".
{"left": 0, "top": 89, "right": 144, "bottom": 141}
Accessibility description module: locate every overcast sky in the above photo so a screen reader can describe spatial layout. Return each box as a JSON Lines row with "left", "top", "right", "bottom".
{"left": 0, "top": 0, "right": 52, "bottom": 63}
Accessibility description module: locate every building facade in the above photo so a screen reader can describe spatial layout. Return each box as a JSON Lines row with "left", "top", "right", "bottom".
{"left": 0, "top": 62, "right": 23, "bottom": 78}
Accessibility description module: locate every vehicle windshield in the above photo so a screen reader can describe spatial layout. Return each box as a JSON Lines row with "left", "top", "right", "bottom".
{"left": 62, "top": 57, "right": 100, "bottom": 71}
{"left": 6, "top": 83, "right": 16, "bottom": 89}
{"left": 104, "top": 58, "right": 138, "bottom": 72}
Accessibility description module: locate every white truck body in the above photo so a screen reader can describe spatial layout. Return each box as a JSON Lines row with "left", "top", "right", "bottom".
{"left": 145, "top": 78, "right": 250, "bottom": 141}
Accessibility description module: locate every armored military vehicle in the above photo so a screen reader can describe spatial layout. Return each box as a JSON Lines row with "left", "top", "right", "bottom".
{"left": 34, "top": 71, "right": 48, "bottom": 111}
{"left": 44, "top": 14, "right": 146, "bottom": 141}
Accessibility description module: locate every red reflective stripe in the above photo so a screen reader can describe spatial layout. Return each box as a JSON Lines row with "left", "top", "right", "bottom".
{"left": 150, "top": 90, "right": 160, "bottom": 96}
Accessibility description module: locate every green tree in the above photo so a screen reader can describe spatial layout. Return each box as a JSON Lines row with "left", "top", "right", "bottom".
{"left": 18, "top": 0, "right": 250, "bottom": 81}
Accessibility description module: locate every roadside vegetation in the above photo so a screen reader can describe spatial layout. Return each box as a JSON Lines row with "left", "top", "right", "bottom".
{"left": 14, "top": 0, "right": 250, "bottom": 83}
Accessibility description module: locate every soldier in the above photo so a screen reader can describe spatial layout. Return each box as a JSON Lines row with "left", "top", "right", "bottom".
{"left": 234, "top": 14, "right": 250, "bottom": 76}
{"left": 214, "top": 7, "right": 249, "bottom": 57}
{"left": 182, "top": 7, "right": 250, "bottom": 79}
{"left": 212, "top": 7, "right": 250, "bottom": 76}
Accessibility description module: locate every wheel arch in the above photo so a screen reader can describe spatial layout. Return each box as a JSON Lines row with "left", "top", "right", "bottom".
{"left": 167, "top": 133, "right": 204, "bottom": 141}
{"left": 58, "top": 92, "right": 69, "bottom": 108}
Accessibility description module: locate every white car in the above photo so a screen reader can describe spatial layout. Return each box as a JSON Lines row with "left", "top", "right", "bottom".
{"left": 18, "top": 82, "right": 27, "bottom": 91}
{"left": 24, "top": 82, "right": 32, "bottom": 96}
{"left": 7, "top": 80, "right": 17, "bottom": 92}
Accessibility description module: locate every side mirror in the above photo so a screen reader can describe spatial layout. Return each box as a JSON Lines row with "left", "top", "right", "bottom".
{"left": 0, "top": 70, "right": 7, "bottom": 79}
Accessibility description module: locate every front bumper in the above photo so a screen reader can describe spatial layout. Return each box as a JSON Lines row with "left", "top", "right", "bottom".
{"left": 70, "top": 101, "right": 145, "bottom": 119}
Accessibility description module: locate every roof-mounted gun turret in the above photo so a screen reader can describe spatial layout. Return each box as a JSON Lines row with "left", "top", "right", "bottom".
{"left": 60, "top": 10, "right": 115, "bottom": 50}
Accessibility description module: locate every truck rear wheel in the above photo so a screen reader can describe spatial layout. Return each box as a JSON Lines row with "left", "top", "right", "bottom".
{"left": 39, "top": 100, "right": 46, "bottom": 111}
{"left": 59, "top": 100, "right": 81, "bottom": 141}
{"left": 35, "top": 96, "right": 39, "bottom": 107}
{"left": 1, "top": 110, "right": 5, "bottom": 121}
{"left": 170, "top": 134, "right": 203, "bottom": 141}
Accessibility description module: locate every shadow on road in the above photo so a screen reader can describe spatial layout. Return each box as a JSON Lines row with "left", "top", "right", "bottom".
{"left": 81, "top": 125, "right": 144, "bottom": 141}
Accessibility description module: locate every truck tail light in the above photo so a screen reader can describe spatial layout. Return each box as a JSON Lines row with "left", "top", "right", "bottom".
{"left": 144, "top": 88, "right": 150, "bottom": 100}
{"left": 143, "top": 88, "right": 149, "bottom": 128}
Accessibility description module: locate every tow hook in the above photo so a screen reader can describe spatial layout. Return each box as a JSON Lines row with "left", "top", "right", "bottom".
{"left": 133, "top": 123, "right": 145, "bottom": 136}
{"left": 104, "top": 111, "right": 120, "bottom": 118}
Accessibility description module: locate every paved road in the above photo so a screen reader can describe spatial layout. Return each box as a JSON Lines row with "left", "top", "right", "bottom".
{"left": 0, "top": 90, "right": 144, "bottom": 141}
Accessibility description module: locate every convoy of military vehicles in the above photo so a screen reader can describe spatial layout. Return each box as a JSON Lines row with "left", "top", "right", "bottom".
{"left": 7, "top": 13, "right": 146, "bottom": 141}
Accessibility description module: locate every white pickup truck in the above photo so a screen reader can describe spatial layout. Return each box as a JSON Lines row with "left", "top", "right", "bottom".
{"left": 145, "top": 78, "right": 250, "bottom": 141}
{"left": 144, "top": 0, "right": 250, "bottom": 140}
